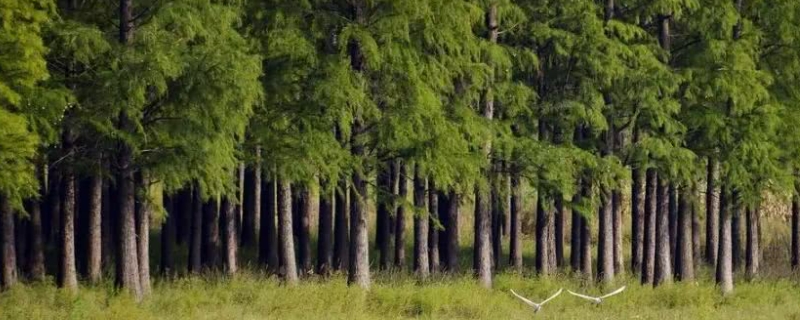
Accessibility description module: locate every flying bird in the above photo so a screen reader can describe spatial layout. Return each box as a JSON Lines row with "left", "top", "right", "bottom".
{"left": 567, "top": 286, "right": 626, "bottom": 304}
{"left": 509, "top": 288, "right": 563, "bottom": 313}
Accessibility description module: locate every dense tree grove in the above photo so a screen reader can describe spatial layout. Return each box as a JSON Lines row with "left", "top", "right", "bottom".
{"left": 4, "top": 0, "right": 800, "bottom": 300}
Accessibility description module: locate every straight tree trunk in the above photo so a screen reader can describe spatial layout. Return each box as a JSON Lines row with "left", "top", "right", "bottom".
{"left": 27, "top": 196, "right": 45, "bottom": 281}
{"left": 161, "top": 195, "right": 175, "bottom": 275}
{"left": 333, "top": 179, "right": 349, "bottom": 271}
{"left": 413, "top": 165, "right": 430, "bottom": 279}
{"left": 394, "top": 163, "right": 408, "bottom": 269}
{"left": 490, "top": 178, "right": 501, "bottom": 271}
{"left": 745, "top": 206, "right": 759, "bottom": 280}
{"left": 188, "top": 186, "right": 202, "bottom": 273}
{"left": 202, "top": 198, "right": 220, "bottom": 270}
{"left": 348, "top": 150, "right": 370, "bottom": 288}
{"left": 278, "top": 179, "right": 298, "bottom": 284}
{"left": 706, "top": 159, "right": 720, "bottom": 266}
{"left": 444, "top": 191, "right": 460, "bottom": 272}
{"left": 472, "top": 2, "right": 497, "bottom": 289}
{"left": 298, "top": 182, "right": 316, "bottom": 275}
{"left": 428, "top": 180, "right": 440, "bottom": 273}
{"left": 87, "top": 175, "right": 102, "bottom": 283}
{"left": 260, "top": 179, "right": 279, "bottom": 272}
{"left": 654, "top": 176, "right": 672, "bottom": 286}
{"left": 642, "top": 169, "right": 657, "bottom": 285}
{"left": 376, "top": 164, "right": 392, "bottom": 270}
{"left": 631, "top": 149, "right": 645, "bottom": 273}
{"left": 135, "top": 174, "right": 151, "bottom": 296}
{"left": 46, "top": 169, "right": 60, "bottom": 247}
{"left": 692, "top": 183, "right": 702, "bottom": 269}
{"left": 598, "top": 190, "right": 614, "bottom": 283}
{"left": 242, "top": 156, "right": 261, "bottom": 247}
{"left": 555, "top": 195, "right": 566, "bottom": 269}
{"left": 59, "top": 158, "right": 78, "bottom": 291}
{"left": 221, "top": 197, "right": 237, "bottom": 276}
{"left": 792, "top": 192, "right": 800, "bottom": 269}
{"left": 676, "top": 187, "right": 694, "bottom": 281}
{"left": 716, "top": 187, "right": 733, "bottom": 295}
{"left": 669, "top": 184, "right": 678, "bottom": 270}
{"left": 570, "top": 184, "right": 582, "bottom": 271}
{"left": 580, "top": 180, "right": 593, "bottom": 278}
{"left": 102, "top": 177, "right": 113, "bottom": 268}
{"left": 317, "top": 186, "right": 334, "bottom": 276}
{"left": 732, "top": 206, "right": 742, "bottom": 270}
{"left": 509, "top": 174, "right": 523, "bottom": 271}
{"left": 0, "top": 196, "right": 17, "bottom": 289}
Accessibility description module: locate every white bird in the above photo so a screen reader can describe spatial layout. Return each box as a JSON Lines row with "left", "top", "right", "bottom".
{"left": 566, "top": 286, "right": 626, "bottom": 304}
{"left": 509, "top": 288, "right": 563, "bottom": 313}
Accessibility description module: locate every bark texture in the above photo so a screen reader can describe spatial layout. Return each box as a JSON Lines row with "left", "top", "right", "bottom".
{"left": 654, "top": 177, "right": 672, "bottom": 286}
{"left": 413, "top": 166, "right": 430, "bottom": 279}
{"left": 278, "top": 179, "right": 298, "bottom": 284}
{"left": 642, "top": 169, "right": 657, "bottom": 285}
{"left": 706, "top": 159, "right": 720, "bottom": 266}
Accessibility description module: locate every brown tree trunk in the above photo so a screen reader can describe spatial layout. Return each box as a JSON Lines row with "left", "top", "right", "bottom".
{"left": 59, "top": 160, "right": 78, "bottom": 291}
{"left": 654, "top": 176, "right": 672, "bottom": 286}
{"left": 0, "top": 196, "right": 17, "bottom": 290}
{"left": 413, "top": 166, "right": 430, "bottom": 278}
{"left": 161, "top": 195, "right": 175, "bottom": 275}
{"left": 668, "top": 184, "right": 678, "bottom": 271}
{"left": 631, "top": 148, "right": 645, "bottom": 274}
{"left": 28, "top": 196, "right": 45, "bottom": 281}
{"left": 555, "top": 194, "right": 566, "bottom": 269}
{"left": 260, "top": 178, "right": 279, "bottom": 272}
{"left": 317, "top": 186, "right": 334, "bottom": 276}
{"left": 676, "top": 187, "right": 694, "bottom": 281}
{"left": 347, "top": 150, "right": 370, "bottom": 288}
{"left": 87, "top": 174, "right": 102, "bottom": 283}
{"left": 444, "top": 191, "right": 460, "bottom": 272}
{"left": 642, "top": 169, "right": 657, "bottom": 285}
{"left": 692, "top": 183, "right": 702, "bottom": 269}
{"left": 136, "top": 174, "right": 151, "bottom": 296}
{"left": 102, "top": 177, "right": 113, "bottom": 269}
{"left": 376, "top": 164, "right": 392, "bottom": 270}
{"left": 716, "top": 187, "right": 733, "bottom": 295}
{"left": 580, "top": 180, "right": 593, "bottom": 278}
{"left": 706, "top": 159, "right": 720, "bottom": 266}
{"left": 428, "top": 180, "right": 440, "bottom": 273}
{"left": 745, "top": 206, "right": 759, "bottom": 280}
{"left": 242, "top": 155, "right": 261, "bottom": 247}
{"left": 188, "top": 186, "right": 202, "bottom": 273}
{"left": 221, "top": 196, "right": 237, "bottom": 276}
{"left": 394, "top": 163, "right": 408, "bottom": 269}
{"left": 490, "top": 177, "right": 501, "bottom": 271}
{"left": 509, "top": 174, "right": 523, "bottom": 271}
{"left": 333, "top": 179, "right": 349, "bottom": 271}
{"left": 298, "top": 182, "right": 315, "bottom": 275}
{"left": 201, "top": 198, "right": 220, "bottom": 271}
{"left": 278, "top": 179, "right": 298, "bottom": 284}
{"left": 598, "top": 190, "right": 614, "bottom": 283}
{"left": 732, "top": 205, "right": 742, "bottom": 270}
{"left": 535, "top": 193, "right": 553, "bottom": 275}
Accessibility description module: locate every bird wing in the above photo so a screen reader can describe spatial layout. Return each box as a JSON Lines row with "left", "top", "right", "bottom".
{"left": 567, "top": 289, "right": 600, "bottom": 302}
{"left": 540, "top": 288, "right": 563, "bottom": 305}
{"left": 510, "top": 289, "right": 541, "bottom": 308}
{"left": 599, "top": 286, "right": 626, "bottom": 299}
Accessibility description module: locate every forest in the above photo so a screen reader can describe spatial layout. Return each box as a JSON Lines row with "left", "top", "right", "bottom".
{"left": 4, "top": 0, "right": 800, "bottom": 318}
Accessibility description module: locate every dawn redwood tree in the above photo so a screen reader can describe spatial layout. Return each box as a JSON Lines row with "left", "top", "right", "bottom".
{"left": 277, "top": 179, "right": 298, "bottom": 284}
{"left": 413, "top": 165, "right": 430, "bottom": 279}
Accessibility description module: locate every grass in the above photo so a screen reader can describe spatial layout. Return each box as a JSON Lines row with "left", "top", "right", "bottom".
{"left": 2, "top": 271, "right": 800, "bottom": 319}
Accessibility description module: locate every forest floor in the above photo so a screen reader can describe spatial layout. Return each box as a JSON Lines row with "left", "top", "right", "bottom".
{"left": 2, "top": 271, "right": 800, "bottom": 319}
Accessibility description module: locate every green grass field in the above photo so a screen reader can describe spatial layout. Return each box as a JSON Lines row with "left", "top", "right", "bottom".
{"left": 2, "top": 271, "right": 800, "bottom": 319}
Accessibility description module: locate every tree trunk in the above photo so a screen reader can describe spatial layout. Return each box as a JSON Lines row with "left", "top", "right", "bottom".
{"left": 376, "top": 164, "right": 392, "bottom": 270}
{"left": 642, "top": 169, "right": 657, "bottom": 284}
{"left": 27, "top": 197, "right": 45, "bottom": 281}
{"left": 732, "top": 206, "right": 742, "bottom": 270}
{"left": 317, "top": 186, "right": 334, "bottom": 276}
{"left": 570, "top": 186, "right": 582, "bottom": 271}
{"left": 347, "top": 153, "right": 370, "bottom": 288}
{"left": 490, "top": 177, "right": 501, "bottom": 271}
{"left": 221, "top": 196, "right": 237, "bottom": 276}
{"left": 59, "top": 161, "right": 78, "bottom": 291}
{"left": 201, "top": 198, "right": 220, "bottom": 271}
{"left": 445, "top": 191, "right": 460, "bottom": 272}
{"left": 535, "top": 193, "right": 552, "bottom": 275}
{"left": 428, "top": 180, "right": 440, "bottom": 273}
{"left": 136, "top": 174, "right": 151, "bottom": 296}
{"left": 654, "top": 176, "right": 672, "bottom": 286}
{"left": 298, "top": 182, "right": 316, "bottom": 275}
{"left": 555, "top": 194, "right": 566, "bottom": 269}
{"left": 580, "top": 180, "right": 593, "bottom": 278}
{"left": 102, "top": 177, "right": 113, "bottom": 268}
{"left": 413, "top": 165, "right": 430, "bottom": 279}
{"left": 0, "top": 196, "right": 17, "bottom": 290}
{"left": 598, "top": 190, "right": 614, "bottom": 283}
{"left": 631, "top": 155, "right": 645, "bottom": 273}
{"left": 161, "top": 195, "right": 175, "bottom": 275}
{"left": 188, "top": 186, "right": 202, "bottom": 273}
{"left": 87, "top": 175, "right": 102, "bottom": 283}
{"left": 745, "top": 206, "right": 759, "bottom": 280}
{"left": 509, "top": 174, "right": 523, "bottom": 271}
{"left": 676, "top": 187, "right": 694, "bottom": 281}
{"left": 46, "top": 169, "right": 60, "bottom": 248}
{"left": 692, "top": 183, "right": 702, "bottom": 269}
{"left": 706, "top": 159, "right": 720, "bottom": 266}
{"left": 716, "top": 187, "right": 733, "bottom": 295}
{"left": 668, "top": 184, "right": 678, "bottom": 271}
{"left": 260, "top": 178, "right": 279, "bottom": 272}
{"left": 242, "top": 155, "right": 261, "bottom": 247}
{"left": 278, "top": 179, "right": 298, "bottom": 284}
{"left": 333, "top": 179, "right": 349, "bottom": 271}
{"left": 395, "top": 163, "right": 408, "bottom": 269}
{"left": 792, "top": 192, "right": 800, "bottom": 270}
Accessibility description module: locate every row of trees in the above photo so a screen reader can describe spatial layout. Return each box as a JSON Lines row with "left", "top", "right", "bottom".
{"left": 3, "top": 0, "right": 800, "bottom": 302}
